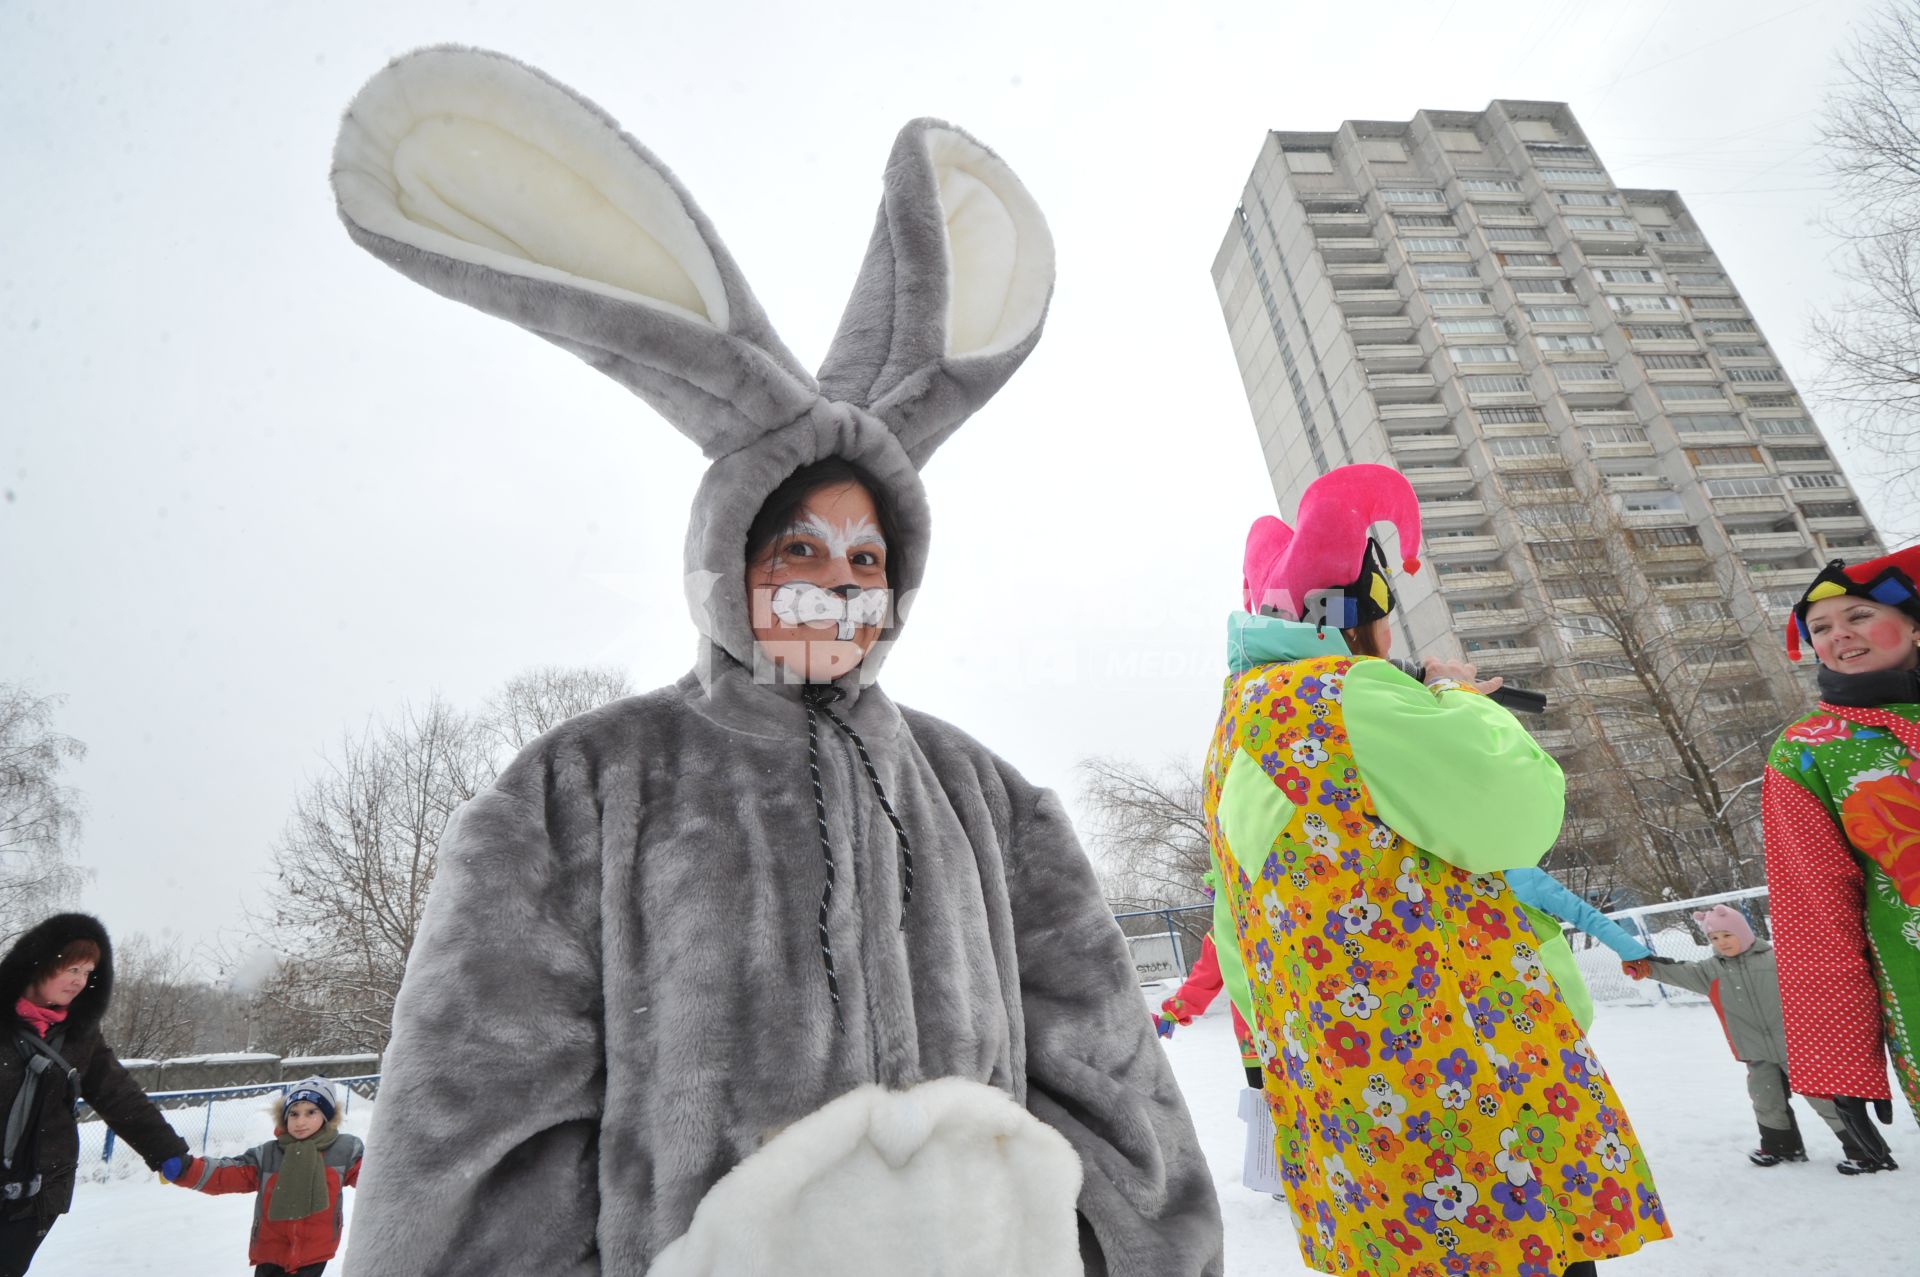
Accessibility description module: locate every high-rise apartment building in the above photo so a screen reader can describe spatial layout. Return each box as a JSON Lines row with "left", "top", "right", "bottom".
{"left": 1210, "top": 100, "right": 1884, "bottom": 891}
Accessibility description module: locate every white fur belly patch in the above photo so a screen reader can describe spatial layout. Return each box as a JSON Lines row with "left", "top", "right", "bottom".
{"left": 647, "top": 1078, "right": 1083, "bottom": 1276}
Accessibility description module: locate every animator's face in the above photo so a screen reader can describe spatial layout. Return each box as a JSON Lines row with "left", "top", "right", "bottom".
{"left": 29, "top": 959, "right": 94, "bottom": 1009}
{"left": 747, "top": 482, "right": 891, "bottom": 682}
{"left": 1805, "top": 596, "right": 1920, "bottom": 675}
{"left": 284, "top": 1100, "right": 326, "bottom": 1141}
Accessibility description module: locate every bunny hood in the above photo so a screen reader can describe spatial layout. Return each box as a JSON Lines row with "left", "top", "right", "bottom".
{"left": 329, "top": 47, "right": 1221, "bottom": 1277}
{"left": 332, "top": 45, "right": 1053, "bottom": 690}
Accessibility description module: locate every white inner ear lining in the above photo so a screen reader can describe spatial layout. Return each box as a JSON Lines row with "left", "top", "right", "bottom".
{"left": 335, "top": 52, "right": 731, "bottom": 329}
{"left": 922, "top": 130, "right": 1053, "bottom": 360}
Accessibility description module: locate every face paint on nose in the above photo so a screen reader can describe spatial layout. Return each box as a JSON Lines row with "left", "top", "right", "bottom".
{"left": 770, "top": 582, "right": 892, "bottom": 640}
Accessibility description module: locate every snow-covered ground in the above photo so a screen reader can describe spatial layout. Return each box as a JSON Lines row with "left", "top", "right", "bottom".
{"left": 43, "top": 1001, "right": 1915, "bottom": 1275}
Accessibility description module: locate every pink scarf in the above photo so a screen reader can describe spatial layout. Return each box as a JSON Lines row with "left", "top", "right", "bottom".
{"left": 14, "top": 997, "right": 68, "bottom": 1039}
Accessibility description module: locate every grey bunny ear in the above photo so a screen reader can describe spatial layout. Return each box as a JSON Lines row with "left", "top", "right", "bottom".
{"left": 815, "top": 120, "right": 1055, "bottom": 468}
{"left": 331, "top": 46, "right": 817, "bottom": 459}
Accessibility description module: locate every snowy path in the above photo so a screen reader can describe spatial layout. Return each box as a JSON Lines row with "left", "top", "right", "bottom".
{"left": 44, "top": 1001, "right": 1916, "bottom": 1274}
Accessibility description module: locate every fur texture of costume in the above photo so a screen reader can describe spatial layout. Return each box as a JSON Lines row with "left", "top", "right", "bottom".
{"left": 331, "top": 46, "right": 1222, "bottom": 1277}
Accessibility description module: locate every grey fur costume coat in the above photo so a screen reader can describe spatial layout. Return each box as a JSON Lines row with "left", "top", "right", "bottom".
{"left": 330, "top": 47, "right": 1222, "bottom": 1276}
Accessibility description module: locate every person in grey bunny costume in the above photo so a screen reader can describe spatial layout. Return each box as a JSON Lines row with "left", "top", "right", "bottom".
{"left": 328, "top": 46, "right": 1223, "bottom": 1277}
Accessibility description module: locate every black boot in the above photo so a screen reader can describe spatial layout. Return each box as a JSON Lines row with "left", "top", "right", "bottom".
{"left": 1834, "top": 1097, "right": 1900, "bottom": 1175}
{"left": 1749, "top": 1120, "right": 1807, "bottom": 1167}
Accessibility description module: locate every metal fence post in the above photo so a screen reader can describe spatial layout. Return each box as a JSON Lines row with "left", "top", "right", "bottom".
{"left": 100, "top": 1129, "right": 116, "bottom": 1165}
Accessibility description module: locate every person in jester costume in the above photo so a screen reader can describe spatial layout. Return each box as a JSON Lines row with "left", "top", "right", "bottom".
{"left": 1766, "top": 545, "right": 1920, "bottom": 1174}
{"left": 1201, "top": 464, "right": 1668, "bottom": 1277}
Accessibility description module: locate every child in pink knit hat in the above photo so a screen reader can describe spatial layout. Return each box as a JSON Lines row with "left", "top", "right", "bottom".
{"left": 1632, "top": 903, "right": 1891, "bottom": 1173}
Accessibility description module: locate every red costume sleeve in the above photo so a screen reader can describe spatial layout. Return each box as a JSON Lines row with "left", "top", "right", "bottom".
{"left": 1159, "top": 934, "right": 1224, "bottom": 1025}
{"left": 1763, "top": 767, "right": 1890, "bottom": 1100}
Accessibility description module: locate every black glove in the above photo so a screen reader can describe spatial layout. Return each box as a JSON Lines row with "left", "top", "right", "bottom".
{"left": 1833, "top": 1097, "right": 1897, "bottom": 1166}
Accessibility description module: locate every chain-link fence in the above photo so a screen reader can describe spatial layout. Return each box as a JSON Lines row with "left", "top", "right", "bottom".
{"left": 74, "top": 1074, "right": 380, "bottom": 1186}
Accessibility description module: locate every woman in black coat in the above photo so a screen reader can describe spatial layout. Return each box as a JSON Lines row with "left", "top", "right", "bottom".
{"left": 0, "top": 913, "right": 189, "bottom": 1274}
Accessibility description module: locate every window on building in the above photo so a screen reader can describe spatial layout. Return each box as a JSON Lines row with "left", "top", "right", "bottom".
{"left": 1675, "top": 412, "right": 1744, "bottom": 431}
{"left": 1382, "top": 188, "right": 1446, "bottom": 204}
{"left": 1485, "top": 226, "right": 1550, "bottom": 242}
{"left": 1714, "top": 344, "right": 1769, "bottom": 359}
{"left": 1756, "top": 417, "right": 1813, "bottom": 436}
{"left": 1698, "top": 319, "right": 1757, "bottom": 335}
{"left": 1498, "top": 252, "right": 1561, "bottom": 267}
{"left": 1557, "top": 614, "right": 1615, "bottom": 642}
{"left": 1526, "top": 305, "right": 1590, "bottom": 323}
{"left": 1557, "top": 364, "right": 1620, "bottom": 382}
{"left": 1657, "top": 384, "right": 1728, "bottom": 402}
{"left": 1405, "top": 238, "right": 1467, "bottom": 253}
{"left": 1610, "top": 295, "right": 1681, "bottom": 313}
{"left": 1506, "top": 471, "right": 1577, "bottom": 491}
{"left": 1566, "top": 216, "right": 1638, "bottom": 232}
{"left": 1784, "top": 472, "right": 1846, "bottom": 489}
{"left": 1725, "top": 367, "right": 1786, "bottom": 383}
{"left": 1767, "top": 446, "right": 1831, "bottom": 464}
{"left": 1461, "top": 177, "right": 1523, "bottom": 192}
{"left": 1513, "top": 278, "right": 1577, "bottom": 294}
{"left": 1741, "top": 393, "right": 1800, "bottom": 408}
{"left": 1582, "top": 425, "right": 1648, "bottom": 445}
{"left": 1452, "top": 345, "right": 1520, "bottom": 363}
{"left": 1703, "top": 478, "right": 1781, "bottom": 498}
{"left": 1689, "top": 447, "right": 1762, "bottom": 466}
{"left": 1647, "top": 570, "right": 1708, "bottom": 587}
{"left": 1428, "top": 290, "right": 1493, "bottom": 307}
{"left": 1800, "top": 501, "right": 1863, "bottom": 519}
{"left": 1672, "top": 272, "right": 1727, "bottom": 286}
{"left": 1529, "top": 144, "right": 1596, "bottom": 162}
{"left": 1488, "top": 436, "right": 1561, "bottom": 456}
{"left": 1623, "top": 323, "right": 1691, "bottom": 341}
{"left": 1479, "top": 405, "right": 1548, "bottom": 424}
{"left": 1436, "top": 317, "right": 1506, "bottom": 334}
{"left": 1546, "top": 579, "right": 1597, "bottom": 600}
{"left": 1557, "top": 191, "right": 1622, "bottom": 207}
{"left": 1632, "top": 527, "right": 1703, "bottom": 548}
{"left": 1417, "top": 262, "right": 1480, "bottom": 280}
{"left": 1537, "top": 333, "right": 1603, "bottom": 352}
{"left": 1394, "top": 213, "right": 1457, "bottom": 229}
{"left": 1684, "top": 295, "right": 1745, "bottom": 311}
{"left": 1643, "top": 353, "right": 1709, "bottom": 369}
{"left": 1596, "top": 268, "right": 1663, "bottom": 284}
{"left": 1464, "top": 374, "right": 1532, "bottom": 393}
{"left": 1537, "top": 167, "right": 1606, "bottom": 182}
{"left": 1618, "top": 491, "right": 1684, "bottom": 514}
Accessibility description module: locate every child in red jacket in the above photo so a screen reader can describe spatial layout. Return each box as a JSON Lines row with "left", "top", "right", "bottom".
{"left": 164, "top": 1077, "right": 364, "bottom": 1276}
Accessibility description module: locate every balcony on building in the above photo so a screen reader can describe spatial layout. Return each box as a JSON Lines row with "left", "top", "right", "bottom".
{"left": 1388, "top": 430, "right": 1466, "bottom": 462}
{"left": 1368, "top": 372, "right": 1440, "bottom": 402}
{"left": 1646, "top": 228, "right": 1708, "bottom": 252}
{"left": 1672, "top": 418, "right": 1746, "bottom": 444}
{"left": 1748, "top": 564, "right": 1818, "bottom": 591}
{"left": 1435, "top": 567, "right": 1517, "bottom": 598}
{"left": 1347, "top": 314, "right": 1417, "bottom": 343}
{"left": 1479, "top": 644, "right": 1546, "bottom": 671}
{"left": 1403, "top": 465, "right": 1476, "bottom": 496}
{"left": 1357, "top": 343, "right": 1427, "bottom": 372}
{"left": 1566, "top": 225, "right": 1643, "bottom": 248}
{"left": 1336, "top": 288, "right": 1403, "bottom": 315}
{"left": 1378, "top": 401, "right": 1450, "bottom": 425}
{"left": 1307, "top": 211, "right": 1373, "bottom": 236}
{"left": 1420, "top": 497, "right": 1490, "bottom": 530}
{"left": 1636, "top": 541, "right": 1710, "bottom": 565}
{"left": 1555, "top": 375, "right": 1626, "bottom": 408}
{"left": 1425, "top": 532, "right": 1505, "bottom": 563}
{"left": 1785, "top": 477, "right": 1854, "bottom": 505}
{"left": 1807, "top": 514, "right": 1875, "bottom": 536}
{"left": 1451, "top": 606, "right": 1533, "bottom": 636}
{"left": 1329, "top": 260, "right": 1394, "bottom": 286}
{"left": 1318, "top": 237, "right": 1382, "bottom": 263}
{"left": 1731, "top": 530, "right": 1814, "bottom": 558}
{"left": 1531, "top": 727, "right": 1576, "bottom": 752}
{"left": 1711, "top": 496, "right": 1792, "bottom": 524}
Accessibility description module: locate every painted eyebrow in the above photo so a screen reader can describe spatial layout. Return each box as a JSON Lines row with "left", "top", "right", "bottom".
{"left": 779, "top": 515, "right": 888, "bottom": 549}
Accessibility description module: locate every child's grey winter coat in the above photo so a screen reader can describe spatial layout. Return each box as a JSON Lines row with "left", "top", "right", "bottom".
{"left": 329, "top": 47, "right": 1223, "bottom": 1277}
{"left": 1648, "top": 939, "right": 1792, "bottom": 1064}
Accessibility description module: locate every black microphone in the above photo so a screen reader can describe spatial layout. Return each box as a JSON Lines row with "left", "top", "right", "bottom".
{"left": 1388, "top": 659, "right": 1548, "bottom": 715}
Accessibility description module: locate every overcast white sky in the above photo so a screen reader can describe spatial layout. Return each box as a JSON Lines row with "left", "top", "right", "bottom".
{"left": 1, "top": 0, "right": 1898, "bottom": 971}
